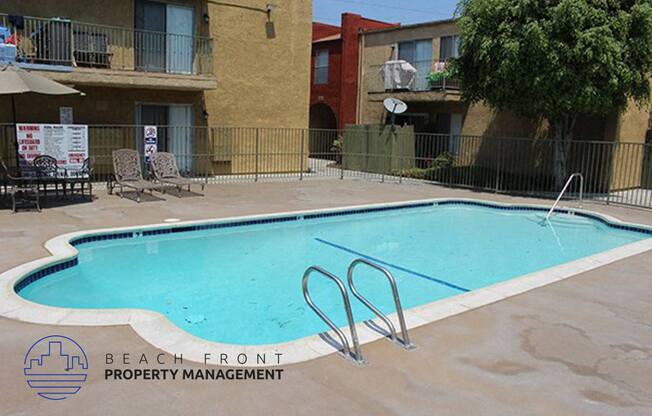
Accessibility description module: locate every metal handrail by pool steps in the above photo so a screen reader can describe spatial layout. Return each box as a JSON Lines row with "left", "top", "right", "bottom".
{"left": 546, "top": 173, "right": 584, "bottom": 221}
{"left": 347, "top": 259, "right": 415, "bottom": 350}
{"left": 302, "top": 266, "right": 366, "bottom": 365}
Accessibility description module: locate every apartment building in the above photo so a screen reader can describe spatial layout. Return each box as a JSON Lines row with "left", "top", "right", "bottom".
{"left": 310, "top": 13, "right": 395, "bottom": 131}
{"left": 357, "top": 19, "right": 650, "bottom": 144}
{"left": 0, "top": 0, "right": 312, "bottom": 174}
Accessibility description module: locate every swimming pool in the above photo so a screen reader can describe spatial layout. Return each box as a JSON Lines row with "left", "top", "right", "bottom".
{"left": 13, "top": 200, "right": 651, "bottom": 348}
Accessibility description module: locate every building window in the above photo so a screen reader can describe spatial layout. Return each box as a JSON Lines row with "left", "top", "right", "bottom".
{"left": 439, "top": 35, "right": 460, "bottom": 61}
{"left": 398, "top": 39, "right": 433, "bottom": 91}
{"left": 314, "top": 49, "right": 329, "bottom": 85}
{"left": 398, "top": 39, "right": 432, "bottom": 65}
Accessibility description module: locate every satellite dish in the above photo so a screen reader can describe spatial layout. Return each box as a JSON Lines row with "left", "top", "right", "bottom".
{"left": 383, "top": 98, "right": 408, "bottom": 115}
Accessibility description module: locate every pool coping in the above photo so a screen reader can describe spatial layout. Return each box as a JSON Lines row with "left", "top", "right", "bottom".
{"left": 1, "top": 198, "right": 651, "bottom": 367}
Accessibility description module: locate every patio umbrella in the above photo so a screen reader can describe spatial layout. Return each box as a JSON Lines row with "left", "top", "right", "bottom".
{"left": 0, "top": 63, "right": 84, "bottom": 168}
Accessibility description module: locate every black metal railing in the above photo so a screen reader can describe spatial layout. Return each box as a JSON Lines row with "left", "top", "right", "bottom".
{"left": 369, "top": 60, "right": 460, "bottom": 93}
{"left": 1, "top": 124, "right": 650, "bottom": 209}
{"left": 0, "top": 14, "right": 213, "bottom": 75}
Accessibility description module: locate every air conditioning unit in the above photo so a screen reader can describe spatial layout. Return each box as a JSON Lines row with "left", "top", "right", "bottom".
{"left": 379, "top": 60, "right": 417, "bottom": 91}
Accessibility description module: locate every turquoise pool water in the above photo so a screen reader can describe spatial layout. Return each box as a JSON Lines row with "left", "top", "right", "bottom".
{"left": 17, "top": 203, "right": 649, "bottom": 345}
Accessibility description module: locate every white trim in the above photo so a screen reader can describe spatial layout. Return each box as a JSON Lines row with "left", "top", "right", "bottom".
{"left": 1, "top": 198, "right": 650, "bottom": 367}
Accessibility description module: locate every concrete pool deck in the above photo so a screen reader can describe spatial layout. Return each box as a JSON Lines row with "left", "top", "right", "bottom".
{"left": 1, "top": 179, "right": 651, "bottom": 415}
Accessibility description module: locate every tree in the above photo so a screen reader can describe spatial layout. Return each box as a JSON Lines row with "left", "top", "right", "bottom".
{"left": 454, "top": 0, "right": 652, "bottom": 188}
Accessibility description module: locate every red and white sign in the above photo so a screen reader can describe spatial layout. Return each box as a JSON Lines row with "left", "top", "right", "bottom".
{"left": 16, "top": 124, "right": 89, "bottom": 174}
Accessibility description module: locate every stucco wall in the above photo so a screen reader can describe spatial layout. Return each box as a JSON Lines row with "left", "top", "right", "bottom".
{"left": 205, "top": 0, "right": 311, "bottom": 129}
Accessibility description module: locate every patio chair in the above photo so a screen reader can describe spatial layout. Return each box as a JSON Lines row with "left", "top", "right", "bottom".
{"left": 1, "top": 161, "right": 40, "bottom": 212}
{"left": 33, "top": 155, "right": 66, "bottom": 197}
{"left": 67, "top": 157, "right": 93, "bottom": 200}
{"left": 150, "top": 152, "right": 205, "bottom": 196}
{"left": 112, "top": 149, "right": 166, "bottom": 203}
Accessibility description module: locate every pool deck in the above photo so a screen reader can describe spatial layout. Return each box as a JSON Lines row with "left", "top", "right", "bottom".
{"left": 1, "top": 179, "right": 651, "bottom": 415}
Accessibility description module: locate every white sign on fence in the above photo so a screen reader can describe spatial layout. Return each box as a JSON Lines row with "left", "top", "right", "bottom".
{"left": 144, "top": 125, "right": 158, "bottom": 163}
{"left": 16, "top": 124, "right": 89, "bottom": 174}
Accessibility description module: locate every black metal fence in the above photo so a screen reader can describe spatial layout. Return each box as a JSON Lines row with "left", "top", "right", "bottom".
{"left": 1, "top": 124, "right": 651, "bottom": 209}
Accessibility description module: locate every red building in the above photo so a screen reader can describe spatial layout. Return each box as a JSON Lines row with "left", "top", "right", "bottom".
{"left": 310, "top": 14, "right": 397, "bottom": 131}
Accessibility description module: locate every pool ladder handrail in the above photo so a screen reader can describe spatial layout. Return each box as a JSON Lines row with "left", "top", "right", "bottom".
{"left": 302, "top": 266, "right": 366, "bottom": 364}
{"left": 545, "top": 173, "right": 584, "bottom": 221}
{"left": 348, "top": 259, "right": 415, "bottom": 350}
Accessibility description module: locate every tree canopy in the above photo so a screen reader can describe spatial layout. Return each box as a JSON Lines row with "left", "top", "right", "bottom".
{"left": 454, "top": 0, "right": 652, "bottom": 126}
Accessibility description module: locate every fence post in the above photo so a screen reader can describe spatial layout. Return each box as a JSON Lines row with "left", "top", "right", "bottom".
{"left": 206, "top": 126, "right": 211, "bottom": 186}
{"left": 398, "top": 130, "right": 403, "bottom": 184}
{"left": 300, "top": 129, "right": 305, "bottom": 181}
{"left": 340, "top": 148, "right": 345, "bottom": 180}
{"left": 606, "top": 141, "right": 618, "bottom": 205}
{"left": 494, "top": 139, "right": 501, "bottom": 193}
{"left": 255, "top": 128, "right": 260, "bottom": 182}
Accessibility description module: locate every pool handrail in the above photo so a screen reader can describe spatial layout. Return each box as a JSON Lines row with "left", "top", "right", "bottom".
{"left": 302, "top": 266, "right": 365, "bottom": 364}
{"left": 347, "top": 258, "right": 415, "bottom": 350}
{"left": 545, "top": 173, "right": 584, "bottom": 221}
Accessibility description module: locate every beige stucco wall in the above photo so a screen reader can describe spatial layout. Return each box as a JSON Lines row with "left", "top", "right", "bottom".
{"left": 609, "top": 100, "right": 651, "bottom": 189}
{"left": 205, "top": 0, "right": 311, "bottom": 129}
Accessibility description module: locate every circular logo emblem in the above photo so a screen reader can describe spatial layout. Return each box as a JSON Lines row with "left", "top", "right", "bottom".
{"left": 24, "top": 335, "right": 89, "bottom": 400}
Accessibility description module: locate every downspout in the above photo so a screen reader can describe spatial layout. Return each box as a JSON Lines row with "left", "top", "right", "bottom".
{"left": 355, "top": 32, "right": 365, "bottom": 125}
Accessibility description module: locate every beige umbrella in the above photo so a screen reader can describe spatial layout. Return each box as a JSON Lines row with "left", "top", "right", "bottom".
{"left": 0, "top": 63, "right": 84, "bottom": 168}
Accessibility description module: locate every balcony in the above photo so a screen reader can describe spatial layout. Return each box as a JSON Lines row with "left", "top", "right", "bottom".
{"left": 0, "top": 14, "right": 215, "bottom": 90}
{"left": 367, "top": 59, "right": 460, "bottom": 101}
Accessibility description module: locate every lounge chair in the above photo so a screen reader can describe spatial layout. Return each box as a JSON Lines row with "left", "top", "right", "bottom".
{"left": 1, "top": 161, "right": 40, "bottom": 212}
{"left": 150, "top": 152, "right": 205, "bottom": 196}
{"left": 111, "top": 149, "right": 166, "bottom": 203}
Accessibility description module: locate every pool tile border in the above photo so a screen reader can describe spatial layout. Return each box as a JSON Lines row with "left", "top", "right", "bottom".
{"left": 0, "top": 198, "right": 651, "bottom": 367}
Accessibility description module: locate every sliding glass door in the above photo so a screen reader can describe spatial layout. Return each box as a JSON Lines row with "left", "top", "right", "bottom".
{"left": 135, "top": 0, "right": 194, "bottom": 74}
{"left": 166, "top": 5, "right": 194, "bottom": 74}
{"left": 398, "top": 39, "right": 433, "bottom": 91}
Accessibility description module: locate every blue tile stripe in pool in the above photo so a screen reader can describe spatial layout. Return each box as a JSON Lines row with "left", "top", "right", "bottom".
{"left": 140, "top": 215, "right": 301, "bottom": 237}
{"left": 314, "top": 237, "right": 470, "bottom": 293}
{"left": 437, "top": 200, "right": 652, "bottom": 234}
{"left": 71, "top": 231, "right": 134, "bottom": 246}
{"left": 303, "top": 202, "right": 434, "bottom": 220}
{"left": 14, "top": 258, "right": 78, "bottom": 293}
{"left": 14, "top": 200, "right": 651, "bottom": 294}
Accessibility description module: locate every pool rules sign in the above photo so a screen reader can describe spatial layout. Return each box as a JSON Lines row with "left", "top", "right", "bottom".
{"left": 16, "top": 124, "right": 88, "bottom": 172}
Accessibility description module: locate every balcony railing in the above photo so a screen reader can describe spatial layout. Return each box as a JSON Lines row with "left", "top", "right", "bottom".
{"left": 0, "top": 14, "right": 213, "bottom": 76}
{"left": 369, "top": 60, "right": 459, "bottom": 94}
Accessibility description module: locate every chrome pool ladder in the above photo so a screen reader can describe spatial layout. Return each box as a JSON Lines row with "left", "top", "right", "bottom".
{"left": 302, "top": 259, "right": 416, "bottom": 365}
{"left": 302, "top": 266, "right": 366, "bottom": 364}
{"left": 545, "top": 173, "right": 584, "bottom": 221}
{"left": 348, "top": 259, "right": 415, "bottom": 350}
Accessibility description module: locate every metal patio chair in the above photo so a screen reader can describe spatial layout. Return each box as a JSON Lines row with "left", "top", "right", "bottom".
{"left": 33, "top": 155, "right": 67, "bottom": 197}
{"left": 111, "top": 149, "right": 166, "bottom": 203}
{"left": 1, "top": 161, "right": 40, "bottom": 212}
{"left": 67, "top": 157, "right": 94, "bottom": 200}
{"left": 150, "top": 152, "right": 205, "bottom": 196}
